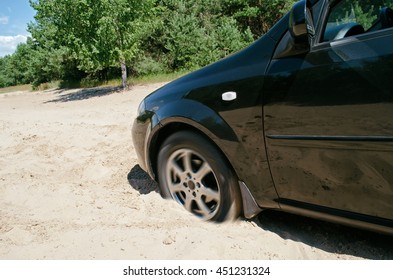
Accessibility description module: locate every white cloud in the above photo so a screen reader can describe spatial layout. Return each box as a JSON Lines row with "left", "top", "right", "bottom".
{"left": 0, "top": 35, "right": 28, "bottom": 57}
{"left": 0, "top": 16, "right": 9, "bottom": 25}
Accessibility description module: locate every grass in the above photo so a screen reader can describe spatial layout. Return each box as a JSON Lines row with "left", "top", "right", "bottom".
{"left": 0, "top": 70, "right": 190, "bottom": 93}
{"left": 0, "top": 84, "right": 32, "bottom": 94}
{"left": 57, "top": 71, "right": 190, "bottom": 89}
{"left": 100, "top": 70, "right": 190, "bottom": 88}
{"left": 131, "top": 70, "right": 190, "bottom": 85}
{"left": 0, "top": 81, "right": 60, "bottom": 94}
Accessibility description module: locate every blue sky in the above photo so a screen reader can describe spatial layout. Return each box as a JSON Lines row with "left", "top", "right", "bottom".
{"left": 0, "top": 0, "right": 36, "bottom": 57}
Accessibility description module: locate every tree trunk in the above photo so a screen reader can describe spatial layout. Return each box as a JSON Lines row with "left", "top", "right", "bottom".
{"left": 120, "top": 60, "right": 127, "bottom": 90}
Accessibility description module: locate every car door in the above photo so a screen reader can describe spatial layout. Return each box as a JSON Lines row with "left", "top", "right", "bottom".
{"left": 263, "top": 0, "right": 393, "bottom": 221}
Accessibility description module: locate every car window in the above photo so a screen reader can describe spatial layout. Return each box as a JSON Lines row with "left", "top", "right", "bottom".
{"left": 322, "top": 0, "right": 393, "bottom": 42}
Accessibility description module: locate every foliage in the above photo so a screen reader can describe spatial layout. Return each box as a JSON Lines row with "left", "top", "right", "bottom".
{"left": 28, "top": 0, "right": 155, "bottom": 88}
{"left": 1, "top": 0, "right": 297, "bottom": 88}
{"left": 221, "top": 0, "right": 296, "bottom": 36}
{"left": 140, "top": 0, "right": 254, "bottom": 71}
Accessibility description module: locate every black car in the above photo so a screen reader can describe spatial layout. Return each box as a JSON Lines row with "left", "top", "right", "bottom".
{"left": 132, "top": 0, "right": 393, "bottom": 234}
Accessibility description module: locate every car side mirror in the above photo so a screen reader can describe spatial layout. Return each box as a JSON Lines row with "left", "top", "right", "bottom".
{"left": 289, "top": 1, "right": 308, "bottom": 39}
{"left": 274, "top": 0, "right": 315, "bottom": 59}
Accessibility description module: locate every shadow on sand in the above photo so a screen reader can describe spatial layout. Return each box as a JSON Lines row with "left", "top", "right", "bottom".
{"left": 127, "top": 164, "right": 393, "bottom": 259}
{"left": 253, "top": 210, "right": 393, "bottom": 259}
{"left": 44, "top": 86, "right": 121, "bottom": 103}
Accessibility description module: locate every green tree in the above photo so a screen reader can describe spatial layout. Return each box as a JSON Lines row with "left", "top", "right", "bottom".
{"left": 0, "top": 41, "right": 36, "bottom": 87}
{"left": 29, "top": 0, "right": 154, "bottom": 89}
{"left": 0, "top": 56, "right": 12, "bottom": 87}
{"left": 221, "top": 0, "right": 296, "bottom": 37}
{"left": 8, "top": 43, "right": 33, "bottom": 85}
{"left": 142, "top": 0, "right": 253, "bottom": 71}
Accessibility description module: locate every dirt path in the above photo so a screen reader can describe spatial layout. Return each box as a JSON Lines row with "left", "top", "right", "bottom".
{"left": 0, "top": 84, "right": 391, "bottom": 260}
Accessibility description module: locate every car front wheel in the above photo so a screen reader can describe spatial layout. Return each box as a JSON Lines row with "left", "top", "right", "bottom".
{"left": 157, "top": 131, "right": 242, "bottom": 222}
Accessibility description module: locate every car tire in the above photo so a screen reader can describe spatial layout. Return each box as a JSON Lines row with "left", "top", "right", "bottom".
{"left": 157, "top": 130, "right": 242, "bottom": 222}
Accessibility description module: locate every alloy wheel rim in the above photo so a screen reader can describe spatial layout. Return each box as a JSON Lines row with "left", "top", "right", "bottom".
{"left": 165, "top": 148, "right": 220, "bottom": 220}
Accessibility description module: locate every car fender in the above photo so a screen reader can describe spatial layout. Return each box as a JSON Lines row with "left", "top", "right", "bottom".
{"left": 147, "top": 98, "right": 279, "bottom": 211}
{"left": 151, "top": 98, "right": 239, "bottom": 158}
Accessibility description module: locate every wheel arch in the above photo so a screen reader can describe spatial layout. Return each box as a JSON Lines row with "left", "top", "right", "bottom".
{"left": 148, "top": 119, "right": 266, "bottom": 219}
{"left": 145, "top": 97, "right": 238, "bottom": 177}
{"left": 148, "top": 119, "right": 237, "bottom": 184}
{"left": 144, "top": 94, "right": 273, "bottom": 218}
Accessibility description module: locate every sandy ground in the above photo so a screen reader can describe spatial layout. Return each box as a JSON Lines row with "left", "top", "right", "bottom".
{"left": 0, "top": 83, "right": 392, "bottom": 260}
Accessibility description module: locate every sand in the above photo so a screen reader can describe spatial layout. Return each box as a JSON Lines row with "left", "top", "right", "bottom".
{"left": 0, "top": 84, "right": 391, "bottom": 260}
